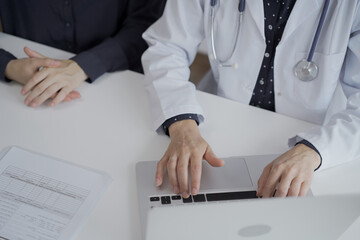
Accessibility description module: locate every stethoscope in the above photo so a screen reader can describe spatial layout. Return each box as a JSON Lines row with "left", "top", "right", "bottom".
{"left": 210, "top": 0, "right": 331, "bottom": 82}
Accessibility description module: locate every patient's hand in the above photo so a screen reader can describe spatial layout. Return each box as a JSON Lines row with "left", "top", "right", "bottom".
{"left": 21, "top": 47, "right": 85, "bottom": 107}
{"left": 5, "top": 53, "right": 60, "bottom": 85}
{"left": 257, "top": 144, "right": 321, "bottom": 198}
{"left": 5, "top": 47, "right": 81, "bottom": 104}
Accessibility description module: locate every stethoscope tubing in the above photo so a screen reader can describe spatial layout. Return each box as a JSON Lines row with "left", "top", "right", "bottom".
{"left": 210, "top": 0, "right": 245, "bottom": 67}
{"left": 307, "top": 0, "right": 331, "bottom": 62}
{"left": 210, "top": 0, "right": 330, "bottom": 81}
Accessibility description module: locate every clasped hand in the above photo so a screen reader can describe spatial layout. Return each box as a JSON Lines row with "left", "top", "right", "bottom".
{"left": 5, "top": 47, "right": 87, "bottom": 107}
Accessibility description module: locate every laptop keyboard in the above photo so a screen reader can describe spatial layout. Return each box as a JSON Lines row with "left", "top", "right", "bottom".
{"left": 150, "top": 191, "right": 258, "bottom": 206}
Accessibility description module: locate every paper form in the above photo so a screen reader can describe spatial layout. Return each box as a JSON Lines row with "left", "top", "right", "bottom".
{"left": 0, "top": 146, "right": 111, "bottom": 240}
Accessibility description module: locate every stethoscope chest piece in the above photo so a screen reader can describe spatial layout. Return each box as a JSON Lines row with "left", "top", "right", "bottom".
{"left": 294, "top": 59, "right": 319, "bottom": 82}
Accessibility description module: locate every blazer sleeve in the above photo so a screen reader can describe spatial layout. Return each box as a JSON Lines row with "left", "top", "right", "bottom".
{"left": 0, "top": 49, "right": 16, "bottom": 82}
{"left": 72, "top": 0, "right": 166, "bottom": 83}
{"left": 289, "top": 2, "right": 360, "bottom": 170}
{"left": 142, "top": 0, "right": 206, "bottom": 132}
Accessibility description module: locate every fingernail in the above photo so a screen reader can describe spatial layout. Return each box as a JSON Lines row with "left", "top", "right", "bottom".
{"left": 173, "top": 186, "right": 179, "bottom": 194}
{"left": 192, "top": 187, "right": 198, "bottom": 195}
{"left": 155, "top": 178, "right": 161, "bottom": 187}
{"left": 31, "top": 103, "right": 37, "bottom": 108}
{"left": 182, "top": 192, "right": 189, "bottom": 198}
{"left": 21, "top": 90, "right": 25, "bottom": 96}
{"left": 50, "top": 102, "right": 55, "bottom": 107}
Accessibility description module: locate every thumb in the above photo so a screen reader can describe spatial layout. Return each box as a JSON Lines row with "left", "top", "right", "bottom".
{"left": 204, "top": 146, "right": 224, "bottom": 167}
{"left": 24, "top": 47, "right": 46, "bottom": 58}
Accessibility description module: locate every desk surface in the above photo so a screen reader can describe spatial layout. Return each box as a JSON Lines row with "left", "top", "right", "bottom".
{"left": 0, "top": 32, "right": 359, "bottom": 239}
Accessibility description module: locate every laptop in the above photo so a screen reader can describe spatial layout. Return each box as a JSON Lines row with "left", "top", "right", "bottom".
{"left": 136, "top": 154, "right": 282, "bottom": 239}
{"left": 145, "top": 194, "right": 360, "bottom": 240}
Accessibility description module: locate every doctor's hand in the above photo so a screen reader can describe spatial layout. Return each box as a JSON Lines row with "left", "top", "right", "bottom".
{"left": 257, "top": 144, "right": 321, "bottom": 198}
{"left": 155, "top": 120, "right": 224, "bottom": 198}
{"left": 21, "top": 47, "right": 86, "bottom": 108}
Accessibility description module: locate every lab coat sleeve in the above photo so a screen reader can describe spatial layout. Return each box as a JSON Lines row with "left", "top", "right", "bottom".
{"left": 289, "top": 4, "right": 360, "bottom": 170}
{"left": 142, "top": 0, "right": 206, "bottom": 132}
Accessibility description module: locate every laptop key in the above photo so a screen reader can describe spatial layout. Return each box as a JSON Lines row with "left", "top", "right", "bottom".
{"left": 206, "top": 191, "right": 258, "bottom": 202}
{"left": 193, "top": 194, "right": 206, "bottom": 202}
{"left": 171, "top": 195, "right": 182, "bottom": 200}
{"left": 182, "top": 196, "right": 193, "bottom": 203}
{"left": 150, "top": 197, "right": 160, "bottom": 202}
{"left": 161, "top": 196, "right": 171, "bottom": 205}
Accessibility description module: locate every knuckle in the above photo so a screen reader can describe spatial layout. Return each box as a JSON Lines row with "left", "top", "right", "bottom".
{"left": 272, "top": 163, "right": 285, "bottom": 173}
{"left": 167, "top": 156, "right": 177, "bottom": 164}
{"left": 177, "top": 163, "right": 188, "bottom": 172}
{"left": 30, "top": 77, "right": 40, "bottom": 85}
{"left": 45, "top": 87, "right": 56, "bottom": 96}
{"left": 49, "top": 84, "right": 61, "bottom": 93}
{"left": 166, "top": 160, "right": 175, "bottom": 170}
{"left": 191, "top": 152, "right": 203, "bottom": 160}
{"left": 191, "top": 163, "right": 201, "bottom": 172}
{"left": 285, "top": 167, "right": 297, "bottom": 177}
{"left": 277, "top": 187, "right": 287, "bottom": 196}
{"left": 35, "top": 84, "right": 46, "bottom": 93}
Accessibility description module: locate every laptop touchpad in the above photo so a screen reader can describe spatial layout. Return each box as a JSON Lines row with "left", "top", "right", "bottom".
{"left": 198, "top": 157, "right": 253, "bottom": 191}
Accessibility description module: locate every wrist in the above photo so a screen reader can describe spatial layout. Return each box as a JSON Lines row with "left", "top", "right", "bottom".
{"left": 295, "top": 144, "right": 321, "bottom": 170}
{"left": 68, "top": 60, "right": 88, "bottom": 81}
{"left": 169, "top": 119, "right": 199, "bottom": 138}
{"left": 4, "top": 59, "right": 15, "bottom": 80}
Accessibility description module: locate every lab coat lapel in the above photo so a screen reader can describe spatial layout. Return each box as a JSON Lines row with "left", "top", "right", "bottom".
{"left": 281, "top": 0, "right": 322, "bottom": 43}
{"left": 246, "top": 0, "right": 265, "bottom": 40}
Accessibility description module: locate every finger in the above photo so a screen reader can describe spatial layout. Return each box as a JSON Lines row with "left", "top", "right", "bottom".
{"left": 287, "top": 178, "right": 302, "bottom": 197}
{"left": 204, "top": 145, "right": 224, "bottom": 167}
{"left": 60, "top": 91, "right": 81, "bottom": 103}
{"left": 155, "top": 157, "right": 167, "bottom": 187}
{"left": 63, "top": 96, "right": 73, "bottom": 102}
{"left": 30, "top": 83, "right": 63, "bottom": 108}
{"left": 261, "top": 165, "right": 283, "bottom": 198}
{"left": 50, "top": 87, "right": 71, "bottom": 107}
{"left": 24, "top": 47, "right": 46, "bottom": 58}
{"left": 32, "top": 58, "right": 61, "bottom": 69}
{"left": 50, "top": 92, "right": 76, "bottom": 102}
{"left": 67, "top": 91, "right": 81, "bottom": 100}
{"left": 22, "top": 69, "right": 51, "bottom": 96}
{"left": 257, "top": 164, "right": 272, "bottom": 197}
{"left": 274, "top": 173, "right": 294, "bottom": 198}
{"left": 167, "top": 156, "right": 179, "bottom": 193}
{"left": 190, "top": 154, "right": 202, "bottom": 195}
{"left": 177, "top": 154, "right": 190, "bottom": 198}
{"left": 24, "top": 73, "right": 55, "bottom": 106}
{"left": 299, "top": 180, "right": 312, "bottom": 197}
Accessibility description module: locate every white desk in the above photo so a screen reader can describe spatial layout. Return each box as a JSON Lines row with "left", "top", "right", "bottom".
{"left": 0, "top": 33, "right": 359, "bottom": 239}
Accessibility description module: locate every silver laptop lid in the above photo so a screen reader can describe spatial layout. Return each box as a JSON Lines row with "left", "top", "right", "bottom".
{"left": 136, "top": 155, "right": 279, "bottom": 239}
{"left": 146, "top": 194, "right": 360, "bottom": 240}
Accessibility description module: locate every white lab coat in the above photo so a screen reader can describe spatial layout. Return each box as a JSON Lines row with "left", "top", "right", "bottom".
{"left": 142, "top": 0, "right": 360, "bottom": 171}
